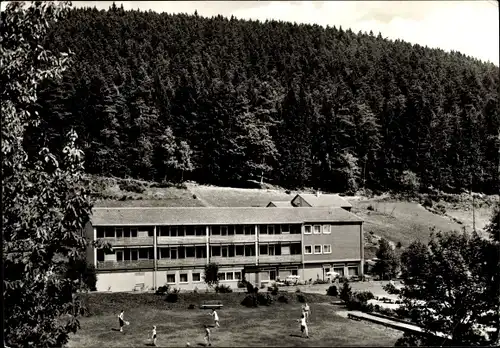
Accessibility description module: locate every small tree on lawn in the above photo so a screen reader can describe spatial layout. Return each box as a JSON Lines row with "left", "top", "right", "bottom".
{"left": 396, "top": 227, "right": 500, "bottom": 346}
{"left": 373, "top": 238, "right": 399, "bottom": 280}
{"left": 339, "top": 281, "right": 353, "bottom": 304}
{"left": 203, "top": 262, "right": 220, "bottom": 289}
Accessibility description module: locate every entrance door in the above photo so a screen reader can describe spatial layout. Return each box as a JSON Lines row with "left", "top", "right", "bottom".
{"left": 116, "top": 250, "right": 123, "bottom": 262}
{"left": 323, "top": 267, "right": 331, "bottom": 281}
{"left": 269, "top": 270, "right": 276, "bottom": 281}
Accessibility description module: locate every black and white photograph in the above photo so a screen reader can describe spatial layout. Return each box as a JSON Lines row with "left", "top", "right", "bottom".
{"left": 2, "top": 1, "right": 499, "bottom": 347}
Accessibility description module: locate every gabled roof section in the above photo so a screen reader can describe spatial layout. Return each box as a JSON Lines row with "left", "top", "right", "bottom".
{"left": 91, "top": 207, "right": 362, "bottom": 226}
{"left": 266, "top": 201, "right": 293, "bottom": 207}
{"left": 293, "top": 193, "right": 352, "bottom": 208}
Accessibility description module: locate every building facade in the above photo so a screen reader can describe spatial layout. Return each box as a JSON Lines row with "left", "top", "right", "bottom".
{"left": 87, "top": 207, "right": 363, "bottom": 292}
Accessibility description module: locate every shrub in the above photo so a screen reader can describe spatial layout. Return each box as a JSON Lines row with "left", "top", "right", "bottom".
{"left": 346, "top": 297, "right": 362, "bottom": 311}
{"left": 295, "top": 288, "right": 301, "bottom": 293}
{"left": 277, "top": 295, "right": 289, "bottom": 303}
{"left": 271, "top": 283, "right": 279, "bottom": 295}
{"left": 241, "top": 294, "right": 258, "bottom": 308}
{"left": 155, "top": 285, "right": 170, "bottom": 296}
{"left": 367, "top": 204, "right": 375, "bottom": 211}
{"left": 188, "top": 304, "right": 196, "bottom": 310}
{"left": 422, "top": 197, "right": 433, "bottom": 208}
{"left": 165, "top": 293, "right": 178, "bottom": 303}
{"left": 355, "top": 291, "right": 375, "bottom": 303}
{"left": 257, "top": 293, "right": 273, "bottom": 306}
{"left": 382, "top": 283, "right": 400, "bottom": 295}
{"left": 435, "top": 203, "right": 446, "bottom": 214}
{"left": 313, "top": 279, "right": 328, "bottom": 285}
{"left": 246, "top": 282, "right": 255, "bottom": 294}
{"left": 360, "top": 302, "right": 374, "bottom": 313}
{"left": 237, "top": 280, "right": 247, "bottom": 289}
{"left": 193, "top": 287, "right": 198, "bottom": 294}
{"left": 215, "top": 284, "right": 233, "bottom": 293}
{"left": 119, "top": 181, "right": 146, "bottom": 194}
{"left": 326, "top": 285, "right": 338, "bottom": 296}
{"left": 340, "top": 282, "right": 353, "bottom": 303}
{"left": 296, "top": 294, "right": 307, "bottom": 303}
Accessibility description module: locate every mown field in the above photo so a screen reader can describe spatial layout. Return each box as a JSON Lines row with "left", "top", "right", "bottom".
{"left": 67, "top": 292, "right": 401, "bottom": 347}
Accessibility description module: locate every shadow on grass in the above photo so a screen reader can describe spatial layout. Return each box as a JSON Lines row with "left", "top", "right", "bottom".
{"left": 289, "top": 334, "right": 303, "bottom": 338}
{"left": 111, "top": 328, "right": 121, "bottom": 332}
{"left": 196, "top": 343, "right": 206, "bottom": 347}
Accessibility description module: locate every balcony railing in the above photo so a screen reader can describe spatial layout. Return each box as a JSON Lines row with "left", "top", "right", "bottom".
{"left": 156, "top": 258, "right": 207, "bottom": 268}
{"left": 157, "top": 236, "right": 207, "bottom": 245}
{"left": 210, "top": 256, "right": 256, "bottom": 266}
{"left": 96, "top": 260, "right": 154, "bottom": 270}
{"left": 258, "top": 234, "right": 301, "bottom": 243}
{"left": 100, "top": 237, "right": 154, "bottom": 246}
{"left": 210, "top": 235, "right": 256, "bottom": 244}
{"left": 258, "top": 255, "right": 302, "bottom": 264}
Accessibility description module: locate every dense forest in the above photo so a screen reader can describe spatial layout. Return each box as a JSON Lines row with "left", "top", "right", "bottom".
{"left": 27, "top": 4, "right": 500, "bottom": 194}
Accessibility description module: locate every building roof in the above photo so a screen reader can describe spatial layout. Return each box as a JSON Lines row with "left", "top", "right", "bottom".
{"left": 293, "top": 193, "right": 352, "bottom": 208}
{"left": 266, "top": 201, "right": 293, "bottom": 207}
{"left": 91, "top": 207, "right": 362, "bottom": 226}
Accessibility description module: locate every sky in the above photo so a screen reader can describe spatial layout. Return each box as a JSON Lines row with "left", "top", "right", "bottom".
{"left": 72, "top": 1, "right": 498, "bottom": 65}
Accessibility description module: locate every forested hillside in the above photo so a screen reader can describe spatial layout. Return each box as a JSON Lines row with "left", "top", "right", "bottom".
{"left": 28, "top": 4, "right": 500, "bottom": 193}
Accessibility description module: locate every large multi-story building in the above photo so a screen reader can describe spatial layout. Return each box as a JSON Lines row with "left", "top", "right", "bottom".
{"left": 86, "top": 206, "right": 364, "bottom": 292}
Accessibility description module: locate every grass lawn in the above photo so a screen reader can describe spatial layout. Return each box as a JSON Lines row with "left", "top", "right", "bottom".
{"left": 67, "top": 292, "right": 401, "bottom": 347}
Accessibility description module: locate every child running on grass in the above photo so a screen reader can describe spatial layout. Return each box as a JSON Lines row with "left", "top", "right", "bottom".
{"left": 297, "top": 313, "right": 309, "bottom": 338}
{"left": 150, "top": 325, "right": 157, "bottom": 346}
{"left": 204, "top": 325, "right": 212, "bottom": 346}
{"left": 118, "top": 310, "right": 125, "bottom": 332}
{"left": 210, "top": 309, "right": 220, "bottom": 328}
{"left": 302, "top": 302, "right": 311, "bottom": 322}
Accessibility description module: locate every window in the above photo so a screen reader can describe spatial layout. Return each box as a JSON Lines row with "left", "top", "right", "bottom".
{"left": 131, "top": 250, "right": 138, "bottom": 261}
{"left": 313, "top": 225, "right": 321, "bottom": 234}
{"left": 178, "top": 227, "right": 185, "bottom": 237}
{"left": 148, "top": 229, "right": 154, "bottom": 237}
{"left": 291, "top": 243, "right": 302, "bottom": 255}
{"left": 234, "top": 272, "right": 241, "bottom": 280}
{"left": 138, "top": 249, "right": 149, "bottom": 259}
{"left": 348, "top": 267, "right": 359, "bottom": 276}
{"left": 170, "top": 226, "right": 178, "bottom": 237}
{"left": 167, "top": 274, "right": 176, "bottom": 283}
{"left": 116, "top": 228, "right": 123, "bottom": 238}
{"left": 226, "top": 272, "right": 234, "bottom": 280}
{"left": 221, "top": 226, "right": 228, "bottom": 236}
{"left": 244, "top": 245, "right": 255, "bottom": 256}
{"left": 267, "top": 225, "right": 274, "bottom": 234}
{"left": 227, "top": 226, "right": 235, "bottom": 235}
{"left": 97, "top": 250, "right": 105, "bottom": 261}
{"left": 260, "top": 225, "right": 267, "bottom": 234}
{"left": 192, "top": 273, "right": 201, "bottom": 282}
{"left": 244, "top": 225, "right": 254, "bottom": 235}
{"left": 218, "top": 272, "right": 226, "bottom": 281}
{"left": 195, "top": 226, "right": 205, "bottom": 236}
{"left": 211, "top": 246, "right": 221, "bottom": 257}
{"left": 123, "top": 227, "right": 131, "bottom": 238}
{"left": 259, "top": 245, "right": 268, "bottom": 255}
{"left": 281, "top": 245, "right": 290, "bottom": 255}
{"left": 281, "top": 224, "right": 290, "bottom": 233}
{"left": 170, "top": 248, "right": 178, "bottom": 259}
{"left": 268, "top": 245, "right": 275, "bottom": 255}
{"left": 180, "top": 273, "right": 188, "bottom": 283}
{"left": 178, "top": 247, "right": 186, "bottom": 259}
{"left": 105, "top": 227, "right": 115, "bottom": 238}
{"left": 304, "top": 225, "right": 312, "bottom": 234}
{"left": 323, "top": 244, "right": 332, "bottom": 254}
{"left": 160, "top": 248, "right": 169, "bottom": 259}
{"left": 291, "top": 269, "right": 298, "bottom": 276}
{"left": 235, "top": 245, "right": 244, "bottom": 256}
{"left": 96, "top": 227, "right": 105, "bottom": 238}
{"left": 228, "top": 246, "right": 235, "bottom": 257}
{"left": 291, "top": 225, "right": 301, "bottom": 234}
{"left": 304, "top": 245, "right": 312, "bottom": 254}
{"left": 323, "top": 225, "right": 331, "bottom": 234}
{"left": 221, "top": 246, "right": 228, "bottom": 258}
{"left": 130, "top": 228, "right": 138, "bottom": 238}
{"left": 269, "top": 270, "right": 276, "bottom": 280}
{"left": 314, "top": 245, "right": 322, "bottom": 254}
{"left": 186, "top": 226, "right": 195, "bottom": 236}
{"left": 211, "top": 226, "right": 220, "bottom": 235}
{"left": 160, "top": 226, "right": 169, "bottom": 236}
{"left": 235, "top": 226, "right": 244, "bottom": 235}
{"left": 196, "top": 246, "right": 206, "bottom": 258}
{"left": 186, "top": 247, "right": 195, "bottom": 258}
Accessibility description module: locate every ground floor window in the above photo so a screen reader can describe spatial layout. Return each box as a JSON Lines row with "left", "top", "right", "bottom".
{"left": 192, "top": 273, "right": 201, "bottom": 282}
{"left": 333, "top": 267, "right": 345, "bottom": 276}
{"left": 348, "top": 266, "right": 359, "bottom": 276}
{"left": 291, "top": 269, "right": 298, "bottom": 276}
{"left": 166, "top": 274, "right": 176, "bottom": 283}
{"left": 218, "top": 272, "right": 226, "bottom": 281}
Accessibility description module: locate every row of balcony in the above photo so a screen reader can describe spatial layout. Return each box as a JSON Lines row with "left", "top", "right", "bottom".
{"left": 100, "top": 234, "right": 302, "bottom": 246}
{"left": 96, "top": 254, "right": 302, "bottom": 270}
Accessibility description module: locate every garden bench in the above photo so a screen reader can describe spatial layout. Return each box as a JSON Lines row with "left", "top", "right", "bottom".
{"left": 200, "top": 300, "right": 223, "bottom": 310}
